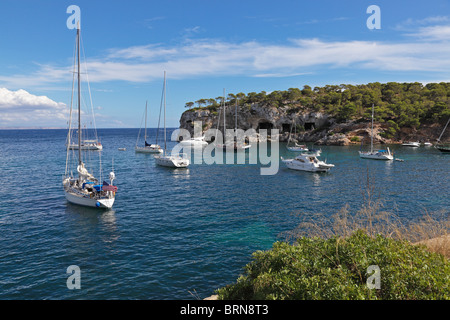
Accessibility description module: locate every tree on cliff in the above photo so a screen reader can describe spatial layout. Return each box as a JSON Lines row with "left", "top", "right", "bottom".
{"left": 185, "top": 82, "right": 450, "bottom": 135}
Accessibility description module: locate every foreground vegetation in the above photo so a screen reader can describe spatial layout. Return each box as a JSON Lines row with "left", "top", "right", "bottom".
{"left": 216, "top": 179, "right": 449, "bottom": 300}
{"left": 216, "top": 230, "right": 449, "bottom": 299}
{"left": 185, "top": 82, "right": 450, "bottom": 139}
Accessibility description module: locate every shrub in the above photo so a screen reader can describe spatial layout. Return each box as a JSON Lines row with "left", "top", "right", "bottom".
{"left": 216, "top": 230, "right": 450, "bottom": 300}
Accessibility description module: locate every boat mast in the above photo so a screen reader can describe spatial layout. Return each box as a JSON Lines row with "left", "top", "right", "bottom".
{"left": 223, "top": 88, "right": 226, "bottom": 143}
{"left": 144, "top": 100, "right": 148, "bottom": 144}
{"left": 437, "top": 116, "right": 450, "bottom": 143}
{"left": 235, "top": 98, "right": 237, "bottom": 131}
{"left": 163, "top": 71, "right": 167, "bottom": 156}
{"left": 370, "top": 103, "right": 374, "bottom": 153}
{"left": 77, "top": 24, "right": 82, "bottom": 167}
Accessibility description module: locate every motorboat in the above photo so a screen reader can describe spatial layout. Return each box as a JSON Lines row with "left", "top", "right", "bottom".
{"left": 287, "top": 143, "right": 309, "bottom": 152}
{"left": 179, "top": 136, "right": 208, "bottom": 146}
{"left": 402, "top": 141, "right": 420, "bottom": 147}
{"left": 281, "top": 154, "right": 334, "bottom": 172}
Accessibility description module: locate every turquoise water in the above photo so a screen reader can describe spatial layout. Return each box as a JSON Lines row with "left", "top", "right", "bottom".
{"left": 0, "top": 128, "right": 448, "bottom": 299}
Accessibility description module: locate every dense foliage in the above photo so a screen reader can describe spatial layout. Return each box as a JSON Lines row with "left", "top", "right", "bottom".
{"left": 185, "top": 82, "right": 450, "bottom": 135}
{"left": 216, "top": 230, "right": 450, "bottom": 300}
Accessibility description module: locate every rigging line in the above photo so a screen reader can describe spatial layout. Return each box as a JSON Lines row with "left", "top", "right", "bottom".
{"left": 156, "top": 76, "right": 164, "bottom": 145}
{"left": 80, "top": 32, "right": 99, "bottom": 143}
{"left": 135, "top": 105, "right": 146, "bottom": 148}
{"left": 65, "top": 34, "right": 78, "bottom": 177}
{"left": 437, "top": 116, "right": 450, "bottom": 142}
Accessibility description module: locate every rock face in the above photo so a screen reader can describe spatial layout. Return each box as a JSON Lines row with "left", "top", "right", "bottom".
{"left": 179, "top": 103, "right": 448, "bottom": 145}
{"left": 179, "top": 103, "right": 333, "bottom": 143}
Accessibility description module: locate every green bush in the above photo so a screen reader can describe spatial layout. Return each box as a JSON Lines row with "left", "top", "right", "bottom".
{"left": 216, "top": 230, "right": 450, "bottom": 300}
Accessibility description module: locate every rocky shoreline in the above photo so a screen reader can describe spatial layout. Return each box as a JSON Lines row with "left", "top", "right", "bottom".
{"left": 179, "top": 103, "right": 446, "bottom": 146}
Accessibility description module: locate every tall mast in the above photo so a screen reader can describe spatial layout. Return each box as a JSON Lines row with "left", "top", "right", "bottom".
{"left": 163, "top": 71, "right": 167, "bottom": 155}
{"left": 370, "top": 103, "right": 374, "bottom": 153}
{"left": 437, "top": 116, "right": 450, "bottom": 142}
{"left": 77, "top": 25, "right": 82, "bottom": 166}
{"left": 235, "top": 98, "right": 237, "bottom": 131}
{"left": 223, "top": 88, "right": 226, "bottom": 143}
{"left": 144, "top": 100, "right": 148, "bottom": 143}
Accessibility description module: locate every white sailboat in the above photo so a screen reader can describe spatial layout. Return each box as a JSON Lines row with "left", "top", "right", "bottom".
{"left": 435, "top": 115, "right": 450, "bottom": 153}
{"left": 215, "top": 90, "right": 251, "bottom": 151}
{"left": 359, "top": 104, "right": 393, "bottom": 160}
{"left": 135, "top": 100, "right": 163, "bottom": 153}
{"left": 68, "top": 139, "right": 103, "bottom": 150}
{"left": 155, "top": 72, "right": 190, "bottom": 168}
{"left": 63, "top": 23, "right": 117, "bottom": 209}
{"left": 287, "top": 119, "right": 308, "bottom": 152}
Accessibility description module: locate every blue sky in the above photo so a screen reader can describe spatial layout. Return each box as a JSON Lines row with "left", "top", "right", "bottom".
{"left": 1, "top": 0, "right": 450, "bottom": 128}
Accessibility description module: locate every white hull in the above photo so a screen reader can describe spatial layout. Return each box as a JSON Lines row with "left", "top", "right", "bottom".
{"left": 64, "top": 190, "right": 115, "bottom": 209}
{"left": 282, "top": 155, "right": 334, "bottom": 172}
{"left": 359, "top": 151, "right": 393, "bottom": 160}
{"left": 216, "top": 143, "right": 251, "bottom": 151}
{"left": 179, "top": 139, "right": 208, "bottom": 146}
{"left": 287, "top": 146, "right": 308, "bottom": 152}
{"left": 155, "top": 154, "right": 189, "bottom": 168}
{"left": 402, "top": 142, "right": 420, "bottom": 147}
{"left": 68, "top": 144, "right": 103, "bottom": 150}
{"left": 135, "top": 146, "right": 163, "bottom": 153}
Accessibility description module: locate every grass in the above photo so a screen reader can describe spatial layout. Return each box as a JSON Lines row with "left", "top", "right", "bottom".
{"left": 283, "top": 167, "right": 449, "bottom": 257}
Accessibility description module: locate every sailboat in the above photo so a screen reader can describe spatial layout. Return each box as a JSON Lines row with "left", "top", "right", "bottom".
{"left": 135, "top": 101, "right": 163, "bottom": 153}
{"left": 215, "top": 90, "right": 251, "bottom": 151}
{"left": 435, "top": 116, "right": 450, "bottom": 153}
{"left": 62, "top": 23, "right": 117, "bottom": 209}
{"left": 155, "top": 72, "right": 190, "bottom": 168}
{"left": 231, "top": 97, "right": 251, "bottom": 151}
{"left": 359, "top": 104, "right": 393, "bottom": 160}
{"left": 287, "top": 118, "right": 309, "bottom": 152}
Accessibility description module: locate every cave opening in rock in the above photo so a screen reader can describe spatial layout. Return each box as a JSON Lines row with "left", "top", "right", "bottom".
{"left": 282, "top": 123, "right": 291, "bottom": 133}
{"left": 304, "top": 122, "right": 316, "bottom": 130}
{"left": 257, "top": 121, "right": 274, "bottom": 132}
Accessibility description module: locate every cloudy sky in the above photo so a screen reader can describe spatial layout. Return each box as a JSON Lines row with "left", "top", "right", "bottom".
{"left": 1, "top": 0, "right": 450, "bottom": 128}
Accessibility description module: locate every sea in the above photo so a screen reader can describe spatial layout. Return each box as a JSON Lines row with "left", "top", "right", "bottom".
{"left": 0, "top": 128, "right": 448, "bottom": 299}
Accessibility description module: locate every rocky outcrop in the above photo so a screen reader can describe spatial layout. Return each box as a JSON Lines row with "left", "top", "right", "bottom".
{"left": 179, "top": 103, "right": 333, "bottom": 143}
{"left": 179, "top": 103, "right": 448, "bottom": 146}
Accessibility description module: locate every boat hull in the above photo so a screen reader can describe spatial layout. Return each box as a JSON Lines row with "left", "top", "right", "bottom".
{"left": 64, "top": 190, "right": 115, "bottom": 209}
{"left": 287, "top": 146, "right": 308, "bottom": 152}
{"left": 402, "top": 142, "right": 420, "bottom": 147}
{"left": 359, "top": 152, "right": 393, "bottom": 160}
{"left": 282, "top": 159, "right": 331, "bottom": 172}
{"left": 436, "top": 145, "right": 450, "bottom": 153}
{"left": 68, "top": 144, "right": 103, "bottom": 150}
{"left": 179, "top": 140, "right": 208, "bottom": 146}
{"left": 135, "top": 146, "right": 163, "bottom": 153}
{"left": 155, "top": 155, "right": 189, "bottom": 168}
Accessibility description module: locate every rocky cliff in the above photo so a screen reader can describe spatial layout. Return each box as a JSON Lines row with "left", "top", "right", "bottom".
{"left": 179, "top": 103, "right": 447, "bottom": 146}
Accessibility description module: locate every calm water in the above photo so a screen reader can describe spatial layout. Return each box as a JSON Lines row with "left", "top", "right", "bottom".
{"left": 0, "top": 128, "right": 448, "bottom": 299}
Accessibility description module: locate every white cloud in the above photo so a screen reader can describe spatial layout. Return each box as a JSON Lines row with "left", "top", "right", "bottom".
{"left": 0, "top": 88, "right": 67, "bottom": 127}
{"left": 408, "top": 25, "right": 450, "bottom": 40}
{"left": 2, "top": 20, "right": 450, "bottom": 88}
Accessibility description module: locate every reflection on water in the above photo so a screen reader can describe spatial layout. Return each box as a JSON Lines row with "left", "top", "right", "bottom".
{"left": 64, "top": 203, "right": 119, "bottom": 247}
